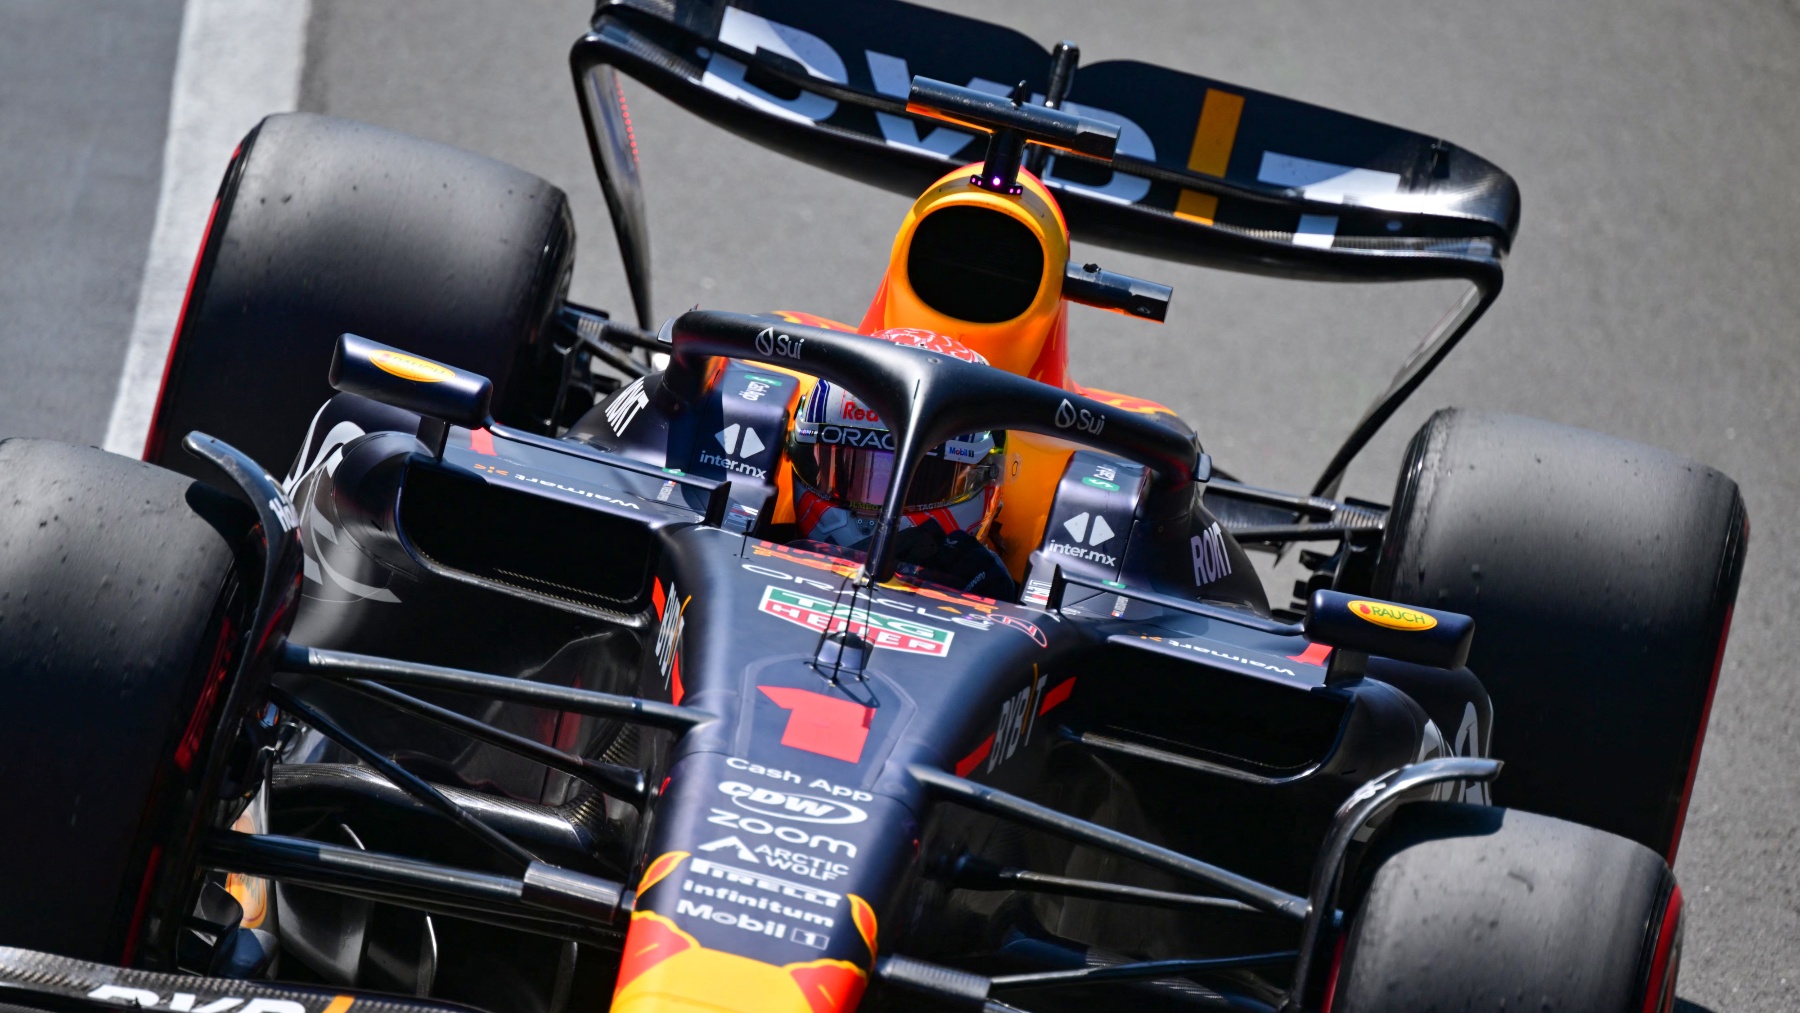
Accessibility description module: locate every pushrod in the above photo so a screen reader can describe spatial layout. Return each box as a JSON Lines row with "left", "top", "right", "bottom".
{"left": 911, "top": 765, "right": 1307, "bottom": 920}
{"left": 279, "top": 642, "right": 710, "bottom": 732}
{"left": 269, "top": 686, "right": 538, "bottom": 870}
{"left": 340, "top": 678, "right": 647, "bottom": 804}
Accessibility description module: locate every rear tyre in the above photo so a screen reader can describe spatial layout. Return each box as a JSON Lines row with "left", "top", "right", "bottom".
{"left": 146, "top": 112, "right": 576, "bottom": 479}
{"left": 0, "top": 440, "right": 250, "bottom": 963}
{"left": 1374, "top": 409, "right": 1747, "bottom": 856}
{"left": 1332, "top": 803, "right": 1682, "bottom": 1013}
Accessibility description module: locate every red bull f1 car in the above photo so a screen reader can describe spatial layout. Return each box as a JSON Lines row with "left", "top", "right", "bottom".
{"left": 0, "top": 3, "right": 1747, "bottom": 1013}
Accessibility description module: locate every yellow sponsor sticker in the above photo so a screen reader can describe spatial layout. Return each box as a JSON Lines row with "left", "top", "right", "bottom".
{"left": 370, "top": 349, "right": 455, "bottom": 383}
{"left": 1346, "top": 599, "right": 1438, "bottom": 632}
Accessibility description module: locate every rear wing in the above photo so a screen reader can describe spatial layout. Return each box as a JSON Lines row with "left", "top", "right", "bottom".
{"left": 570, "top": 0, "right": 1519, "bottom": 495}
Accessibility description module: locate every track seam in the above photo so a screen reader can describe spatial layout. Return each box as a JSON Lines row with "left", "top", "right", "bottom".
{"left": 102, "top": 0, "right": 312, "bottom": 457}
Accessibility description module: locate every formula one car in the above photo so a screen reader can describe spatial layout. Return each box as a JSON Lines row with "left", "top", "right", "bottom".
{"left": 0, "top": 3, "right": 1747, "bottom": 1013}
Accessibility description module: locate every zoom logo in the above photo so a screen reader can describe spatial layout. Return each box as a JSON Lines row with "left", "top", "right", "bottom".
{"left": 718, "top": 781, "right": 868, "bottom": 824}
{"left": 1055, "top": 399, "right": 1105, "bottom": 435}
{"left": 754, "top": 327, "right": 805, "bottom": 360}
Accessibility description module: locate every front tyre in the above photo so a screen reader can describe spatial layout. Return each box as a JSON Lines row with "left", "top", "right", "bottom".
{"left": 145, "top": 113, "right": 576, "bottom": 479}
{"left": 1331, "top": 802, "right": 1682, "bottom": 1013}
{"left": 0, "top": 440, "right": 252, "bottom": 964}
{"left": 1375, "top": 409, "right": 1747, "bottom": 856}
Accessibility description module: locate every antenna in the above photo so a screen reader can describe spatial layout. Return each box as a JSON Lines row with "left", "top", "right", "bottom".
{"left": 906, "top": 73, "right": 1117, "bottom": 196}
{"left": 1025, "top": 41, "right": 1081, "bottom": 177}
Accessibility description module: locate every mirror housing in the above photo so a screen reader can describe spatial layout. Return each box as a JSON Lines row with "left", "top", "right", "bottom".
{"left": 1304, "top": 589, "right": 1474, "bottom": 671}
{"left": 329, "top": 334, "right": 493, "bottom": 456}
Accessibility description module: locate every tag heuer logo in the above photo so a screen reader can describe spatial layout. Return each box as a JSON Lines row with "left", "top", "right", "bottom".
{"left": 757, "top": 586, "right": 954, "bottom": 657}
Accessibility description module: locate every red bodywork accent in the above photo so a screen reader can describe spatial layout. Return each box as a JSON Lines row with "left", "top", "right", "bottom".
{"left": 1642, "top": 883, "right": 1684, "bottom": 1013}
{"left": 118, "top": 844, "right": 163, "bottom": 966}
{"left": 1287, "top": 642, "right": 1332, "bottom": 667}
{"left": 469, "top": 428, "right": 496, "bottom": 455}
{"left": 1319, "top": 933, "right": 1347, "bottom": 1013}
{"left": 789, "top": 963, "right": 867, "bottom": 1013}
{"left": 956, "top": 677, "right": 1073, "bottom": 777}
{"left": 1038, "top": 676, "right": 1076, "bottom": 715}
{"left": 613, "top": 76, "right": 639, "bottom": 164}
{"left": 759, "top": 686, "right": 875, "bottom": 763}
{"left": 614, "top": 913, "right": 694, "bottom": 992}
{"left": 174, "top": 615, "right": 237, "bottom": 773}
{"left": 848, "top": 895, "right": 878, "bottom": 957}
{"left": 1668, "top": 603, "right": 1734, "bottom": 864}
{"left": 955, "top": 735, "right": 994, "bottom": 777}
{"left": 143, "top": 138, "right": 240, "bottom": 462}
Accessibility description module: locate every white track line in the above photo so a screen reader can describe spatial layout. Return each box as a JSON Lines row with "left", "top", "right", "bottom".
{"left": 102, "top": 0, "right": 311, "bottom": 457}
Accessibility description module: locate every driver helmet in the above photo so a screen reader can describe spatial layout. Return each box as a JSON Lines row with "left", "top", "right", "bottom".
{"left": 788, "top": 328, "right": 1001, "bottom": 548}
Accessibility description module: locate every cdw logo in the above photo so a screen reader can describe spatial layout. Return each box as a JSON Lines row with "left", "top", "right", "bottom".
{"left": 718, "top": 780, "right": 868, "bottom": 824}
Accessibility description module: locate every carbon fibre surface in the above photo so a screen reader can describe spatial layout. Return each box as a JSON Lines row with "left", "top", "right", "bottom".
{"left": 0, "top": 947, "right": 484, "bottom": 1013}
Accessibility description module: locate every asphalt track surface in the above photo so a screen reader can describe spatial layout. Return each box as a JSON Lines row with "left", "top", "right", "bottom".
{"left": 0, "top": 0, "right": 181, "bottom": 443}
{"left": 4, "top": 0, "right": 1798, "bottom": 1008}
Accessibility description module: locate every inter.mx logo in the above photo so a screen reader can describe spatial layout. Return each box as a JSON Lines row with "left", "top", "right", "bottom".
{"left": 701, "top": 424, "right": 770, "bottom": 479}
{"left": 715, "top": 423, "right": 766, "bottom": 460}
{"left": 1061, "top": 511, "right": 1116, "bottom": 548}
{"left": 757, "top": 586, "right": 954, "bottom": 657}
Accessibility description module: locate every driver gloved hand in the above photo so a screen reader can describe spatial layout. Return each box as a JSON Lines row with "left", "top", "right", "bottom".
{"left": 893, "top": 519, "right": 1018, "bottom": 601}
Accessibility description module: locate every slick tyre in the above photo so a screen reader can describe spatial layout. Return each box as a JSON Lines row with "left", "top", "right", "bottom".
{"left": 1331, "top": 803, "right": 1682, "bottom": 1013}
{"left": 1374, "top": 409, "right": 1747, "bottom": 856}
{"left": 0, "top": 440, "right": 251, "bottom": 963}
{"left": 145, "top": 113, "right": 576, "bottom": 479}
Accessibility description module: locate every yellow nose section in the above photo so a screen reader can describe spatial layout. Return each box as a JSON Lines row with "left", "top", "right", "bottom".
{"left": 611, "top": 912, "right": 868, "bottom": 1013}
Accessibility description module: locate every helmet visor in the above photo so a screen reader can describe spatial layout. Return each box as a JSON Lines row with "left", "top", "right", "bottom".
{"left": 792, "top": 380, "right": 997, "bottom": 513}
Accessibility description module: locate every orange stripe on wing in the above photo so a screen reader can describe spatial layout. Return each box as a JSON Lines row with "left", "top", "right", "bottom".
{"left": 1175, "top": 88, "right": 1245, "bottom": 225}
